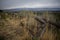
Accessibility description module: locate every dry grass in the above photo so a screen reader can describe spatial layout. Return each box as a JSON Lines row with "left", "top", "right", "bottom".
{"left": 0, "top": 11, "right": 59, "bottom": 40}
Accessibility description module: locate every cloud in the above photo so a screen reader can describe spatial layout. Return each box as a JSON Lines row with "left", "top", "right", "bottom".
{"left": 0, "top": 0, "right": 60, "bottom": 9}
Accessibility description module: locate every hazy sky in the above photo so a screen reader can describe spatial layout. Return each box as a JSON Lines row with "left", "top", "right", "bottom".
{"left": 0, "top": 0, "right": 60, "bottom": 9}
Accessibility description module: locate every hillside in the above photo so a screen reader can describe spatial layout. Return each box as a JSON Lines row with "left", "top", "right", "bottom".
{"left": 0, "top": 11, "right": 60, "bottom": 40}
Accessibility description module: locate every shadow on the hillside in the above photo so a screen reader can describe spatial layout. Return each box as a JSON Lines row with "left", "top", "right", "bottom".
{"left": 0, "top": 35, "right": 5, "bottom": 40}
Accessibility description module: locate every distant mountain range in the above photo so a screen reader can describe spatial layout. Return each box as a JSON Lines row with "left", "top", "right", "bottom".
{"left": 0, "top": 8, "right": 60, "bottom": 12}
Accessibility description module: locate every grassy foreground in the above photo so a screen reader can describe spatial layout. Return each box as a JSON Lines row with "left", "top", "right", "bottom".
{"left": 0, "top": 11, "right": 60, "bottom": 40}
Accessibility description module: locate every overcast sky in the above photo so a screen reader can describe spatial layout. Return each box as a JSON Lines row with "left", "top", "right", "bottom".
{"left": 0, "top": 0, "right": 60, "bottom": 9}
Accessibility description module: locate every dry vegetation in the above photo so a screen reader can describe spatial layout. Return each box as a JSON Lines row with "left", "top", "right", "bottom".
{"left": 0, "top": 11, "right": 60, "bottom": 40}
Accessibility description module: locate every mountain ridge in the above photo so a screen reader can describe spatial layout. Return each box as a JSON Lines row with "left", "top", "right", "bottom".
{"left": 0, "top": 8, "right": 60, "bottom": 12}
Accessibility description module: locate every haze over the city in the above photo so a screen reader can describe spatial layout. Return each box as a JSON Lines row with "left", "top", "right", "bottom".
{"left": 0, "top": 0, "right": 60, "bottom": 10}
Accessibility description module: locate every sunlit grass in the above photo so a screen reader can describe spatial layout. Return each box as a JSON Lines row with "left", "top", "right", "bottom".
{"left": 0, "top": 11, "right": 60, "bottom": 40}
